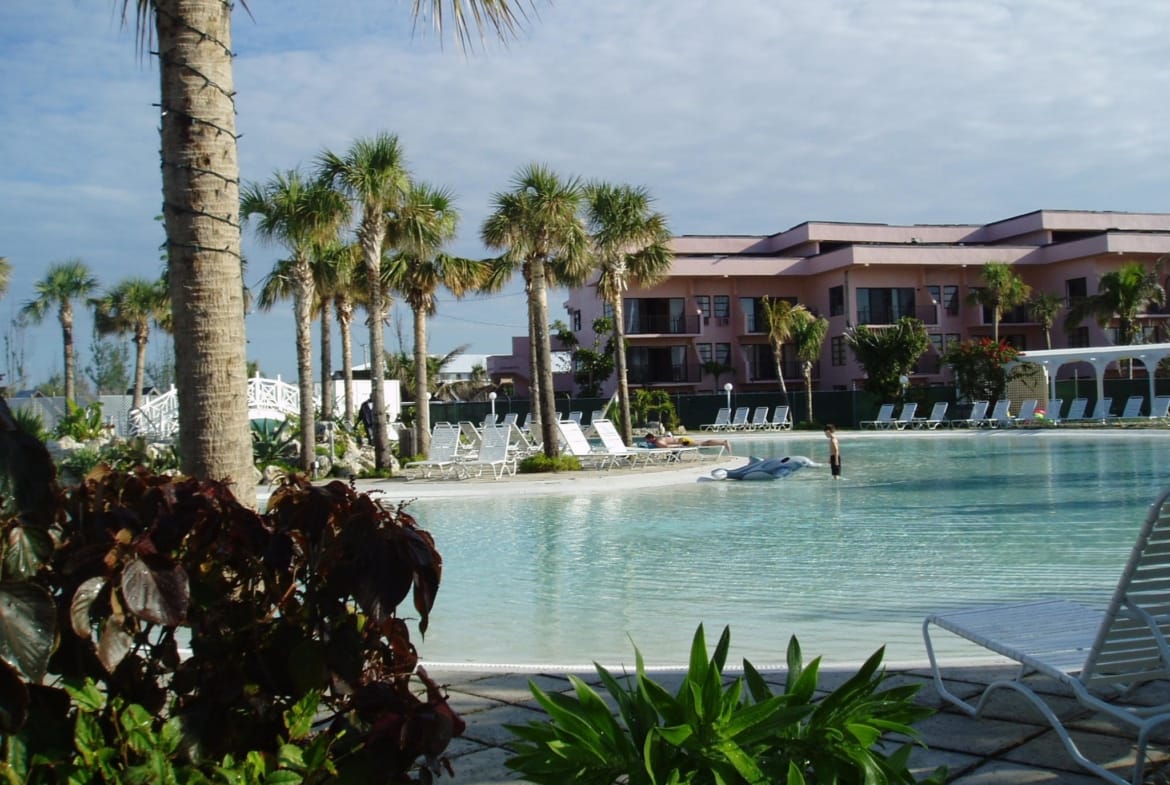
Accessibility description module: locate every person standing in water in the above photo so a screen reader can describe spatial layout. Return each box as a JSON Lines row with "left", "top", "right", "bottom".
{"left": 824, "top": 424, "right": 841, "bottom": 479}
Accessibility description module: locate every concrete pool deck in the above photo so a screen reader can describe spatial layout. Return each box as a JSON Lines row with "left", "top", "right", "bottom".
{"left": 341, "top": 433, "right": 1170, "bottom": 783}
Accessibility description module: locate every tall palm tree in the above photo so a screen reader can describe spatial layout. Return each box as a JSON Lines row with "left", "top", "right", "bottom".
{"left": 310, "top": 242, "right": 358, "bottom": 423}
{"left": 760, "top": 296, "right": 798, "bottom": 401}
{"left": 1065, "top": 260, "right": 1166, "bottom": 346}
{"left": 482, "top": 163, "right": 590, "bottom": 457}
{"left": 788, "top": 306, "right": 829, "bottom": 424}
{"left": 243, "top": 170, "right": 349, "bottom": 474}
{"left": 21, "top": 259, "right": 98, "bottom": 404}
{"left": 325, "top": 242, "right": 364, "bottom": 423}
{"left": 383, "top": 182, "right": 489, "bottom": 456}
{"left": 1027, "top": 291, "right": 1064, "bottom": 350}
{"left": 92, "top": 276, "right": 170, "bottom": 413}
{"left": 0, "top": 257, "right": 11, "bottom": 300}
{"left": 121, "top": 0, "right": 533, "bottom": 500}
{"left": 317, "top": 135, "right": 412, "bottom": 470}
{"left": 583, "top": 182, "right": 673, "bottom": 444}
{"left": 967, "top": 261, "right": 1031, "bottom": 343}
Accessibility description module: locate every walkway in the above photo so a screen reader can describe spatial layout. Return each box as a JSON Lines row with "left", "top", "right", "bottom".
{"left": 429, "top": 662, "right": 1169, "bottom": 784}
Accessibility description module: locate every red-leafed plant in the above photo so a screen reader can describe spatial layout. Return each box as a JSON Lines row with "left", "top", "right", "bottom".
{"left": 0, "top": 395, "right": 462, "bottom": 783}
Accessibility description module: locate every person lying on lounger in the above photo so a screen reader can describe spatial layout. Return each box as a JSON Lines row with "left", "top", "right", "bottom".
{"left": 644, "top": 432, "right": 732, "bottom": 455}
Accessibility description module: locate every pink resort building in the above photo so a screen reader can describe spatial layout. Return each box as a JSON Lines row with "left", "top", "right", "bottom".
{"left": 489, "top": 210, "right": 1170, "bottom": 398}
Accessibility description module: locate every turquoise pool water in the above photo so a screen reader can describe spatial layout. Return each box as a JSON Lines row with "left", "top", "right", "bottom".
{"left": 404, "top": 431, "right": 1170, "bottom": 669}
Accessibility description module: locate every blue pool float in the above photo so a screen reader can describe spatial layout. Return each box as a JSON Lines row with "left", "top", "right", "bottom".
{"left": 710, "top": 455, "right": 818, "bottom": 481}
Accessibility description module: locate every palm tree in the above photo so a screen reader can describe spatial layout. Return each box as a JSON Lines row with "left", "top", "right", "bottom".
{"left": 325, "top": 242, "right": 364, "bottom": 423}
{"left": 121, "top": 0, "right": 533, "bottom": 500}
{"left": 1065, "top": 260, "right": 1166, "bottom": 346}
{"left": 92, "top": 277, "right": 170, "bottom": 413}
{"left": 1027, "top": 291, "right": 1064, "bottom": 350}
{"left": 966, "top": 261, "right": 1031, "bottom": 343}
{"left": 583, "top": 182, "right": 673, "bottom": 444}
{"left": 482, "top": 163, "right": 590, "bottom": 457}
{"left": 383, "top": 182, "right": 489, "bottom": 456}
{"left": 317, "top": 135, "right": 412, "bottom": 470}
{"left": 21, "top": 259, "right": 98, "bottom": 404}
{"left": 760, "top": 296, "right": 798, "bottom": 401}
{"left": 243, "top": 170, "right": 349, "bottom": 474}
{"left": 0, "top": 257, "right": 11, "bottom": 300}
{"left": 789, "top": 306, "right": 829, "bottom": 424}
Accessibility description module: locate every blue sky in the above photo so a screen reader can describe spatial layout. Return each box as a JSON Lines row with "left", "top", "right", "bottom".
{"left": 4, "top": 0, "right": 1170, "bottom": 388}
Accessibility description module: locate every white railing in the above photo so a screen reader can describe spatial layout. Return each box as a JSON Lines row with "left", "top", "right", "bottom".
{"left": 128, "top": 375, "right": 318, "bottom": 441}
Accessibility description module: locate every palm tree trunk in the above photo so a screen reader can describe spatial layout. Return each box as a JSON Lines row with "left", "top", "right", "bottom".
{"left": 530, "top": 257, "right": 559, "bottom": 457}
{"left": 156, "top": 0, "right": 254, "bottom": 505}
{"left": 526, "top": 274, "right": 542, "bottom": 439}
{"left": 337, "top": 296, "right": 355, "bottom": 422}
{"left": 132, "top": 327, "right": 149, "bottom": 413}
{"left": 611, "top": 292, "right": 633, "bottom": 444}
{"left": 361, "top": 234, "right": 390, "bottom": 468}
{"left": 294, "top": 263, "right": 316, "bottom": 473}
{"left": 772, "top": 345, "right": 789, "bottom": 400}
{"left": 804, "top": 365, "right": 814, "bottom": 424}
{"left": 319, "top": 298, "right": 334, "bottom": 422}
{"left": 413, "top": 306, "right": 431, "bottom": 457}
{"left": 60, "top": 305, "right": 75, "bottom": 404}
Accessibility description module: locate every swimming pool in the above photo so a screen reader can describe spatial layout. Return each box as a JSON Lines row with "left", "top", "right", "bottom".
{"left": 401, "top": 431, "right": 1170, "bottom": 670}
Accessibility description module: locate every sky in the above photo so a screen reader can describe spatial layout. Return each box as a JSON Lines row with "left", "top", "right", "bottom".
{"left": 4, "top": 0, "right": 1170, "bottom": 388}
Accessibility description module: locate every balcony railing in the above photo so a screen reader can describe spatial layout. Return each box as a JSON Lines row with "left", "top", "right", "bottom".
{"left": 626, "top": 314, "right": 701, "bottom": 335}
{"left": 856, "top": 307, "right": 921, "bottom": 326}
{"left": 628, "top": 362, "right": 703, "bottom": 385}
{"left": 748, "top": 360, "right": 815, "bottom": 383}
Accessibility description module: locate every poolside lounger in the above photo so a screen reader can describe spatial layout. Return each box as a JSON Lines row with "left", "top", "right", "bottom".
{"left": 727, "top": 407, "right": 752, "bottom": 430}
{"left": 948, "top": 400, "right": 989, "bottom": 429}
{"left": 1062, "top": 397, "right": 1089, "bottom": 423}
{"left": 912, "top": 401, "right": 949, "bottom": 429}
{"left": 501, "top": 412, "right": 519, "bottom": 427}
{"left": 457, "top": 421, "right": 483, "bottom": 456}
{"left": 747, "top": 406, "right": 771, "bottom": 430}
{"left": 590, "top": 419, "right": 659, "bottom": 466}
{"left": 700, "top": 407, "right": 731, "bottom": 431}
{"left": 1010, "top": 398, "right": 1038, "bottom": 426}
{"left": 769, "top": 405, "right": 793, "bottom": 431}
{"left": 1149, "top": 395, "right": 1170, "bottom": 423}
{"left": 981, "top": 399, "right": 1012, "bottom": 428}
{"left": 1111, "top": 395, "right": 1145, "bottom": 423}
{"left": 923, "top": 485, "right": 1170, "bottom": 785}
{"left": 404, "top": 423, "right": 469, "bottom": 479}
{"left": 461, "top": 424, "right": 517, "bottom": 479}
{"left": 1045, "top": 398, "right": 1064, "bottom": 423}
{"left": 892, "top": 402, "right": 918, "bottom": 430}
{"left": 481, "top": 413, "right": 499, "bottom": 427}
{"left": 555, "top": 419, "right": 616, "bottom": 469}
{"left": 860, "top": 403, "right": 896, "bottom": 429}
{"left": 1089, "top": 396, "right": 1113, "bottom": 423}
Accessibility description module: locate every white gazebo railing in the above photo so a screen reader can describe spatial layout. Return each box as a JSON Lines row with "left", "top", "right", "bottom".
{"left": 128, "top": 375, "right": 317, "bottom": 441}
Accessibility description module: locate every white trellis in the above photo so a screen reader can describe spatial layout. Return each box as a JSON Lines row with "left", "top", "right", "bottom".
{"left": 128, "top": 375, "right": 317, "bottom": 441}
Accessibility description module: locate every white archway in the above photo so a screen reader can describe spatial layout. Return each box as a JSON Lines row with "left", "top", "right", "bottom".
{"left": 1015, "top": 344, "right": 1170, "bottom": 406}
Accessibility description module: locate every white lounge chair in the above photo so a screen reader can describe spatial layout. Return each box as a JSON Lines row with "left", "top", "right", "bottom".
{"left": 860, "top": 403, "right": 896, "bottom": 429}
{"left": 1062, "top": 397, "right": 1089, "bottom": 424}
{"left": 555, "top": 419, "right": 615, "bottom": 469}
{"left": 481, "top": 413, "right": 499, "bottom": 427}
{"left": 1090, "top": 396, "right": 1114, "bottom": 423}
{"left": 591, "top": 419, "right": 658, "bottom": 466}
{"left": 727, "top": 407, "right": 752, "bottom": 430}
{"left": 747, "top": 406, "right": 771, "bottom": 430}
{"left": 404, "top": 423, "right": 468, "bottom": 479}
{"left": 700, "top": 408, "right": 732, "bottom": 431}
{"left": 457, "top": 421, "right": 482, "bottom": 456}
{"left": 981, "top": 399, "right": 1012, "bottom": 428}
{"left": 768, "top": 405, "right": 793, "bottom": 431}
{"left": 912, "top": 401, "right": 949, "bottom": 430}
{"left": 1010, "top": 398, "right": 1038, "bottom": 426}
{"left": 1149, "top": 395, "right": 1170, "bottom": 423}
{"left": 950, "top": 400, "right": 989, "bottom": 429}
{"left": 923, "top": 486, "right": 1170, "bottom": 785}
{"left": 1044, "top": 398, "right": 1064, "bottom": 423}
{"left": 1111, "top": 395, "right": 1145, "bottom": 423}
{"left": 461, "top": 424, "right": 516, "bottom": 479}
{"left": 892, "top": 402, "right": 918, "bottom": 430}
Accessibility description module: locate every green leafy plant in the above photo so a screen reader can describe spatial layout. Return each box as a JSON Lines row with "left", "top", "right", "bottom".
{"left": 54, "top": 399, "right": 106, "bottom": 441}
{"left": 12, "top": 407, "right": 48, "bottom": 443}
{"left": 250, "top": 416, "right": 299, "bottom": 468}
{"left": 631, "top": 388, "right": 679, "bottom": 430}
{"left": 942, "top": 338, "right": 1031, "bottom": 405}
{"left": 519, "top": 453, "right": 582, "bottom": 473}
{"left": 0, "top": 395, "right": 463, "bottom": 784}
{"left": 506, "top": 625, "right": 946, "bottom": 785}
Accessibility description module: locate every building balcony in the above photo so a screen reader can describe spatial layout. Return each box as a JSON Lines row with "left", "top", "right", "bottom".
{"left": 625, "top": 314, "right": 702, "bottom": 336}
{"left": 628, "top": 362, "right": 704, "bottom": 385}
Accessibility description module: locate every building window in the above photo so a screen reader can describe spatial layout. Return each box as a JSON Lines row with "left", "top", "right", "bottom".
{"left": 856, "top": 287, "right": 915, "bottom": 324}
{"left": 696, "top": 343, "right": 712, "bottom": 364}
{"left": 713, "top": 295, "right": 730, "bottom": 325}
{"left": 1068, "top": 326, "right": 1090, "bottom": 348}
{"left": 715, "top": 342, "right": 731, "bottom": 366}
{"left": 695, "top": 295, "right": 711, "bottom": 319}
{"left": 602, "top": 302, "right": 614, "bottom": 320}
{"left": 745, "top": 344, "right": 778, "bottom": 381}
{"left": 831, "top": 336, "right": 846, "bottom": 366}
{"left": 829, "top": 285, "right": 844, "bottom": 317}
{"left": 1066, "top": 277, "right": 1088, "bottom": 305}
{"left": 571, "top": 309, "right": 581, "bottom": 331}
{"left": 928, "top": 334, "right": 943, "bottom": 357}
{"left": 943, "top": 285, "right": 959, "bottom": 315}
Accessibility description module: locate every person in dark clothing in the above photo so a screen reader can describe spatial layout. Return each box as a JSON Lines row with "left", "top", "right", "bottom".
{"left": 359, "top": 397, "right": 375, "bottom": 445}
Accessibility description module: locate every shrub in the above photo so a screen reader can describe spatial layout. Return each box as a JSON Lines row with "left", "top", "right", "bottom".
{"left": 507, "top": 625, "right": 946, "bottom": 785}
{"left": 519, "top": 453, "right": 582, "bottom": 473}
{"left": 0, "top": 395, "right": 462, "bottom": 784}
{"left": 12, "top": 406, "right": 48, "bottom": 442}
{"left": 54, "top": 399, "right": 107, "bottom": 441}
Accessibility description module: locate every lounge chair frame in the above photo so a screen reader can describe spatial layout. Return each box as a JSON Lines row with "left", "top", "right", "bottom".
{"left": 923, "top": 487, "right": 1170, "bottom": 785}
